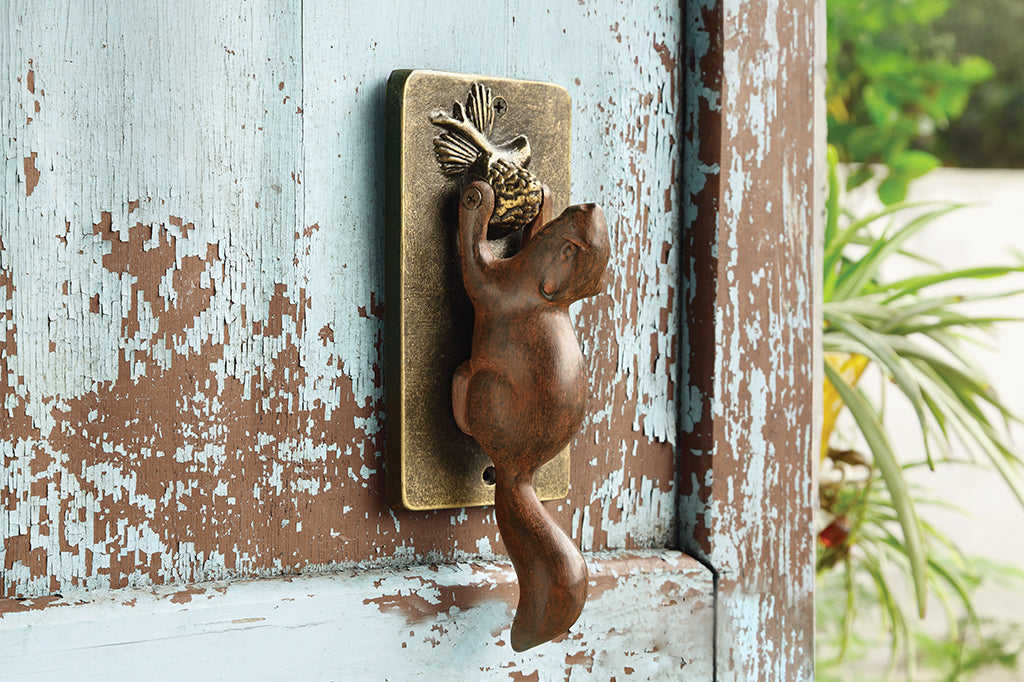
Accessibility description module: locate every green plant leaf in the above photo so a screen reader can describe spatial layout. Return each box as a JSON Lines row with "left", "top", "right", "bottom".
{"left": 824, "top": 202, "right": 926, "bottom": 267}
{"left": 890, "top": 149, "right": 942, "bottom": 180}
{"left": 845, "top": 164, "right": 875, "bottom": 191}
{"left": 892, "top": 314, "right": 1020, "bottom": 335}
{"left": 825, "top": 361, "right": 929, "bottom": 616}
{"left": 894, "top": 338, "right": 1022, "bottom": 439}
{"left": 826, "top": 146, "right": 841, "bottom": 249}
{"left": 913, "top": 362, "right": 1024, "bottom": 505}
{"left": 825, "top": 298, "right": 897, "bottom": 322}
{"left": 879, "top": 266, "right": 1024, "bottom": 300}
{"left": 861, "top": 549, "right": 912, "bottom": 673}
{"left": 878, "top": 173, "right": 910, "bottom": 205}
{"left": 894, "top": 335, "right": 1016, "bottom": 421}
{"left": 826, "top": 310, "right": 937, "bottom": 466}
{"left": 874, "top": 294, "right": 966, "bottom": 333}
{"left": 957, "top": 54, "right": 996, "bottom": 83}
{"left": 832, "top": 204, "right": 962, "bottom": 301}
{"left": 838, "top": 556, "right": 857, "bottom": 660}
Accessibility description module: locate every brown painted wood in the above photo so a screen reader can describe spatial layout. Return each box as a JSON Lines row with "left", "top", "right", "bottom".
{"left": 451, "top": 180, "right": 609, "bottom": 651}
{"left": 679, "top": 1, "right": 822, "bottom": 678}
{"left": 0, "top": 550, "right": 714, "bottom": 679}
{"left": 2, "top": 4, "right": 685, "bottom": 600}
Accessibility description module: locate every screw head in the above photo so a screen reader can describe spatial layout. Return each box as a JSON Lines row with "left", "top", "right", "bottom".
{"left": 463, "top": 186, "right": 482, "bottom": 209}
{"left": 492, "top": 97, "right": 507, "bottom": 116}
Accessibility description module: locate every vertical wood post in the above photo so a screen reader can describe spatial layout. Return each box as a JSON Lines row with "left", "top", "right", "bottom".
{"left": 681, "top": 1, "right": 824, "bottom": 678}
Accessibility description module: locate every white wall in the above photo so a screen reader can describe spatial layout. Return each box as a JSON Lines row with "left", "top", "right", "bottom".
{"left": 848, "top": 168, "right": 1024, "bottom": 676}
{"left": 900, "top": 169, "right": 1024, "bottom": 626}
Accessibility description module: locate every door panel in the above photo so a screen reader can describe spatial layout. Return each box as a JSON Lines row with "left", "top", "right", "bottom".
{"left": 0, "top": 550, "right": 713, "bottom": 679}
{"left": 2, "top": 1, "right": 819, "bottom": 678}
{"left": 2, "top": 1, "right": 682, "bottom": 595}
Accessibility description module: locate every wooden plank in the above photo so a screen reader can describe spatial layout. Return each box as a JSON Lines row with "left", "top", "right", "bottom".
{"left": 679, "top": 0, "right": 822, "bottom": 679}
{"left": 2, "top": 2, "right": 685, "bottom": 597}
{"left": 298, "top": 0, "right": 685, "bottom": 557}
{"left": 0, "top": 550, "right": 713, "bottom": 680}
{"left": 1, "top": 0, "right": 306, "bottom": 597}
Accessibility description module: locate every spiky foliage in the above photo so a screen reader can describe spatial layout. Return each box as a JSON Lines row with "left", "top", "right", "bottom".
{"left": 819, "top": 145, "right": 1024, "bottom": 677}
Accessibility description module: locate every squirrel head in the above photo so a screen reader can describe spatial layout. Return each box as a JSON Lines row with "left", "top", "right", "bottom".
{"left": 527, "top": 203, "right": 610, "bottom": 304}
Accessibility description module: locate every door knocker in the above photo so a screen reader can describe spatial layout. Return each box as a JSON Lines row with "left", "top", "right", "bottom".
{"left": 385, "top": 71, "right": 609, "bottom": 651}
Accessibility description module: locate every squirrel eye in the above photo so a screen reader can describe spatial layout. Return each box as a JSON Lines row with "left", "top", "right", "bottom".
{"left": 561, "top": 241, "right": 577, "bottom": 259}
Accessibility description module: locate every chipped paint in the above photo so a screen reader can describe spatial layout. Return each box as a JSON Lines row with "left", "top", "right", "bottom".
{"left": 0, "top": 550, "right": 713, "bottom": 679}
{"left": 679, "top": 0, "right": 820, "bottom": 679}
{"left": 2, "top": 1, "right": 683, "bottom": 605}
{"left": 2, "top": 1, "right": 817, "bottom": 674}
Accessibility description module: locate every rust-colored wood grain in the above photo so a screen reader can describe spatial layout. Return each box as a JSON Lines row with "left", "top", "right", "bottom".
{"left": 451, "top": 180, "right": 610, "bottom": 651}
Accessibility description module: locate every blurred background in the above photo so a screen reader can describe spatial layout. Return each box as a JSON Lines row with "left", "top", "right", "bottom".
{"left": 819, "top": 0, "right": 1024, "bottom": 679}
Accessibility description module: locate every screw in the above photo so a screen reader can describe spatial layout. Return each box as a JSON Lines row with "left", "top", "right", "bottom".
{"left": 492, "top": 97, "right": 507, "bottom": 116}
{"left": 463, "top": 186, "right": 482, "bottom": 209}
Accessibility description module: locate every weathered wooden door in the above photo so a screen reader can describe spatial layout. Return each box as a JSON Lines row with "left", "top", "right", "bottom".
{"left": 1, "top": 2, "right": 819, "bottom": 679}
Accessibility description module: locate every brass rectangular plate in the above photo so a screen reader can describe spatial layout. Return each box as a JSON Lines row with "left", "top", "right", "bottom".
{"left": 384, "top": 70, "right": 572, "bottom": 511}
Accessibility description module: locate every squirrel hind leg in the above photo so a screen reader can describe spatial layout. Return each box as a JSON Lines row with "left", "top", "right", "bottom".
{"left": 455, "top": 368, "right": 521, "bottom": 461}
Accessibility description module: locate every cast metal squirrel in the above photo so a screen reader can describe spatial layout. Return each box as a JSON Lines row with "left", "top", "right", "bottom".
{"left": 451, "top": 179, "right": 609, "bottom": 651}
{"left": 432, "top": 81, "right": 610, "bottom": 650}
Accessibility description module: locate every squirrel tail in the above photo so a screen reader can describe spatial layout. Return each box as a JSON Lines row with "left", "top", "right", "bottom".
{"left": 494, "top": 465, "right": 588, "bottom": 652}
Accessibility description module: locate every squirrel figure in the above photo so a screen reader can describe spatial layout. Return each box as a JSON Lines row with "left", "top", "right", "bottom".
{"left": 451, "top": 179, "right": 610, "bottom": 651}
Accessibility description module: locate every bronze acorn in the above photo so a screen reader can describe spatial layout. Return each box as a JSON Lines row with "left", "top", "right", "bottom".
{"left": 431, "top": 83, "right": 542, "bottom": 235}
